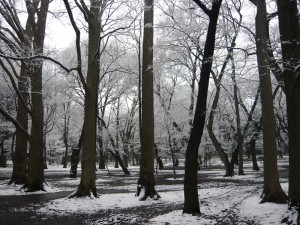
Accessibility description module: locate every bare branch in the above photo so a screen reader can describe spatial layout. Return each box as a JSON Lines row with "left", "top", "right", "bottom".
{"left": 74, "top": 0, "right": 90, "bottom": 23}
{"left": 63, "top": 0, "right": 87, "bottom": 90}
{"left": 0, "top": 104, "right": 30, "bottom": 140}
{"left": 0, "top": 57, "right": 33, "bottom": 117}
{"left": 191, "top": 0, "right": 211, "bottom": 16}
{"left": 0, "top": 52, "right": 77, "bottom": 73}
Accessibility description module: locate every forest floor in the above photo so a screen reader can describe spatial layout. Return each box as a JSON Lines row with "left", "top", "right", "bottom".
{"left": 0, "top": 157, "right": 298, "bottom": 225}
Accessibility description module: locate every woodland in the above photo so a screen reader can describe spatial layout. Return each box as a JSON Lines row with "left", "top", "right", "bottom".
{"left": 0, "top": 0, "right": 299, "bottom": 224}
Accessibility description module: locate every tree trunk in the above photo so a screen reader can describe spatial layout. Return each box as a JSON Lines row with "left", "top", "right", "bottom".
{"left": 25, "top": 0, "right": 50, "bottom": 191}
{"left": 136, "top": 0, "right": 160, "bottom": 201}
{"left": 123, "top": 143, "right": 129, "bottom": 167}
{"left": 70, "top": 127, "right": 83, "bottom": 178}
{"left": 71, "top": 1, "right": 101, "bottom": 198}
{"left": 43, "top": 134, "right": 48, "bottom": 169}
{"left": 183, "top": 0, "right": 222, "bottom": 214}
{"left": 249, "top": 139, "right": 259, "bottom": 171}
{"left": 276, "top": 0, "right": 300, "bottom": 209}
{"left": 9, "top": 62, "right": 29, "bottom": 185}
{"left": 98, "top": 136, "right": 106, "bottom": 169}
{"left": 255, "top": 0, "right": 287, "bottom": 203}
{"left": 63, "top": 114, "right": 70, "bottom": 168}
{"left": 230, "top": 56, "right": 245, "bottom": 175}
{"left": 206, "top": 23, "right": 239, "bottom": 177}
{"left": 109, "top": 150, "right": 130, "bottom": 175}
{"left": 9, "top": 13, "right": 33, "bottom": 185}
{"left": 70, "top": 148, "right": 80, "bottom": 179}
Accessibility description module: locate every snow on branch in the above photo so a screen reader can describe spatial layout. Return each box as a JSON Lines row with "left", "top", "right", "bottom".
{"left": 0, "top": 53, "right": 77, "bottom": 74}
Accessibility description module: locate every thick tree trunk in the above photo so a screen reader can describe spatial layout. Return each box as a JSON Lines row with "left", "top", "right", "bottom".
{"left": 136, "top": 0, "right": 160, "bottom": 201}
{"left": 71, "top": 1, "right": 101, "bottom": 198}
{"left": 9, "top": 14, "right": 33, "bottom": 185}
{"left": 24, "top": 0, "right": 49, "bottom": 191}
{"left": 9, "top": 62, "right": 29, "bottom": 185}
{"left": 183, "top": 0, "right": 222, "bottom": 214}
{"left": 26, "top": 64, "right": 45, "bottom": 191}
{"left": 277, "top": 0, "right": 300, "bottom": 209}
{"left": 255, "top": 0, "right": 287, "bottom": 203}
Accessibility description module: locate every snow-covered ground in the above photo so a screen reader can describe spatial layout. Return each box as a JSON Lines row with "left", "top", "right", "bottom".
{"left": 0, "top": 159, "right": 298, "bottom": 225}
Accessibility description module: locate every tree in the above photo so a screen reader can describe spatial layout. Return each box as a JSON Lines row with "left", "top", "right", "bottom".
{"left": 0, "top": 1, "right": 32, "bottom": 184}
{"left": 64, "top": 0, "right": 102, "bottom": 198}
{"left": 253, "top": 0, "right": 287, "bottom": 203}
{"left": 0, "top": 0, "right": 50, "bottom": 191}
{"left": 207, "top": 1, "right": 242, "bottom": 177}
{"left": 276, "top": 0, "right": 300, "bottom": 209}
{"left": 230, "top": 54, "right": 245, "bottom": 175}
{"left": 25, "top": 0, "right": 50, "bottom": 191}
{"left": 136, "top": 0, "right": 160, "bottom": 201}
{"left": 183, "top": 0, "right": 222, "bottom": 214}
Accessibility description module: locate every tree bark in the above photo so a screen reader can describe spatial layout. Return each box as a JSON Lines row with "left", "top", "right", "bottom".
{"left": 9, "top": 62, "right": 29, "bottom": 184}
{"left": 276, "top": 0, "right": 300, "bottom": 209}
{"left": 25, "top": 0, "right": 50, "bottom": 191}
{"left": 255, "top": 0, "right": 287, "bottom": 203}
{"left": 230, "top": 56, "right": 245, "bottom": 175}
{"left": 136, "top": 0, "right": 160, "bottom": 201}
{"left": 249, "top": 139, "right": 260, "bottom": 171}
{"left": 71, "top": 0, "right": 101, "bottom": 198}
{"left": 183, "top": 0, "right": 222, "bottom": 214}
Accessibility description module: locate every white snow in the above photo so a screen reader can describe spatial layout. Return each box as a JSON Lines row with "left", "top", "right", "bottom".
{"left": 0, "top": 160, "right": 298, "bottom": 225}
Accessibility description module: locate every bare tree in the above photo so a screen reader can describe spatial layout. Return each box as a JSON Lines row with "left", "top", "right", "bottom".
{"left": 63, "top": 0, "right": 102, "bottom": 198}
{"left": 136, "top": 0, "right": 160, "bottom": 201}
{"left": 276, "top": 0, "right": 300, "bottom": 210}
{"left": 0, "top": 0, "right": 50, "bottom": 191}
{"left": 253, "top": 0, "right": 287, "bottom": 203}
{"left": 183, "top": 0, "right": 223, "bottom": 214}
{"left": 0, "top": 1, "right": 32, "bottom": 184}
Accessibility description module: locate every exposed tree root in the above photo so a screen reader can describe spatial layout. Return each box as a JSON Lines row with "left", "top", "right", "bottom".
{"left": 136, "top": 183, "right": 161, "bottom": 201}
{"left": 21, "top": 181, "right": 47, "bottom": 192}
{"left": 260, "top": 189, "right": 288, "bottom": 204}
{"left": 68, "top": 185, "right": 98, "bottom": 199}
{"left": 8, "top": 178, "right": 26, "bottom": 185}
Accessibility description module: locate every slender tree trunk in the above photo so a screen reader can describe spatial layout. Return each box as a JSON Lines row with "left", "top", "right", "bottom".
{"left": 63, "top": 114, "right": 69, "bottom": 168}
{"left": 136, "top": 0, "right": 160, "bottom": 201}
{"left": 276, "top": 0, "right": 300, "bottom": 209}
{"left": 255, "top": 0, "right": 287, "bottom": 203}
{"left": 43, "top": 134, "right": 48, "bottom": 169}
{"left": 70, "top": 127, "right": 83, "bottom": 178}
{"left": 189, "top": 67, "right": 196, "bottom": 128}
{"left": 183, "top": 0, "right": 222, "bottom": 214}
{"left": 123, "top": 143, "right": 129, "bottom": 167}
{"left": 230, "top": 56, "right": 245, "bottom": 175}
{"left": 206, "top": 19, "right": 240, "bottom": 177}
{"left": 98, "top": 135, "right": 106, "bottom": 169}
{"left": 249, "top": 139, "right": 259, "bottom": 171}
{"left": 97, "top": 110, "right": 106, "bottom": 170}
